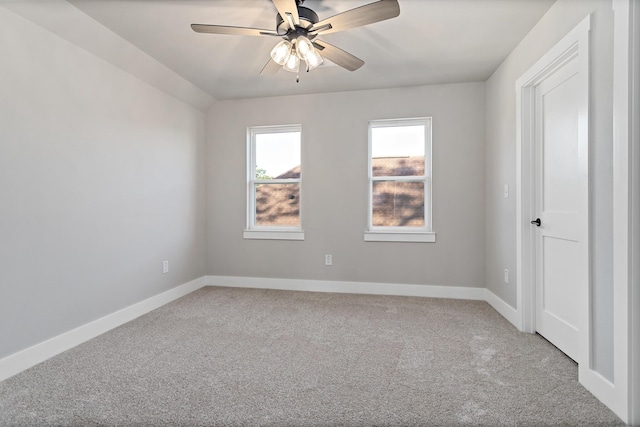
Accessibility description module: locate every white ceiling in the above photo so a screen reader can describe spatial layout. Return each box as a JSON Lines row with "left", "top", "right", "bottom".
{"left": 18, "top": 0, "right": 556, "bottom": 101}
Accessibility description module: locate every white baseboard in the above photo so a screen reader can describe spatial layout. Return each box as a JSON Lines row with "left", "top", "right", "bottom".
{"left": 0, "top": 276, "right": 519, "bottom": 385}
{"left": 206, "top": 275, "right": 486, "bottom": 300}
{"left": 0, "top": 276, "right": 206, "bottom": 382}
{"left": 0, "top": 273, "right": 625, "bottom": 423}
{"left": 484, "top": 289, "right": 521, "bottom": 330}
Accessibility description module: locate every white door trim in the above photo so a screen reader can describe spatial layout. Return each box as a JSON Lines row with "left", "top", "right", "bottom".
{"left": 629, "top": 0, "right": 640, "bottom": 421}
{"left": 515, "top": 9, "right": 592, "bottom": 402}
{"left": 515, "top": 15, "right": 590, "bottom": 335}
{"left": 610, "top": 0, "right": 640, "bottom": 423}
{"left": 610, "top": 1, "right": 630, "bottom": 420}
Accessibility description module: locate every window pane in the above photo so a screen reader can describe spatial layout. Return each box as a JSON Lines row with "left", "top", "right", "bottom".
{"left": 372, "top": 156, "right": 425, "bottom": 177}
{"left": 372, "top": 181, "right": 424, "bottom": 227}
{"left": 255, "top": 132, "right": 301, "bottom": 179}
{"left": 371, "top": 125, "right": 425, "bottom": 177}
{"left": 255, "top": 183, "right": 300, "bottom": 226}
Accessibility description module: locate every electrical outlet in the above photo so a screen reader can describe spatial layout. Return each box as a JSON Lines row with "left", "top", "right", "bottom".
{"left": 504, "top": 268, "right": 509, "bottom": 284}
{"left": 162, "top": 261, "right": 169, "bottom": 274}
{"left": 504, "top": 184, "right": 509, "bottom": 198}
{"left": 325, "top": 254, "right": 332, "bottom": 266}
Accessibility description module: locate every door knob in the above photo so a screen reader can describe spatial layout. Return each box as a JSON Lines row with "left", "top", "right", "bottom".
{"left": 531, "top": 218, "right": 541, "bottom": 226}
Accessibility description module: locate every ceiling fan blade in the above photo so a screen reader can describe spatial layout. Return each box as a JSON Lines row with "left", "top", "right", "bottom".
{"left": 313, "top": 40, "right": 364, "bottom": 72}
{"left": 309, "top": 0, "right": 400, "bottom": 35}
{"left": 191, "top": 24, "right": 279, "bottom": 37}
{"left": 272, "top": 0, "right": 300, "bottom": 27}
{"left": 260, "top": 58, "right": 282, "bottom": 75}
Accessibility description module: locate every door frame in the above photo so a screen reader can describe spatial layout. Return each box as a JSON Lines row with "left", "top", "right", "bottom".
{"left": 628, "top": 0, "right": 640, "bottom": 420}
{"left": 611, "top": 0, "right": 640, "bottom": 423}
{"left": 515, "top": 15, "right": 591, "bottom": 346}
{"left": 515, "top": 13, "right": 591, "bottom": 381}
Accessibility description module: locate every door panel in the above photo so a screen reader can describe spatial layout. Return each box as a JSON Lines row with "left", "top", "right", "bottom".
{"left": 542, "top": 78, "right": 579, "bottom": 213}
{"left": 541, "top": 236, "right": 580, "bottom": 327}
{"left": 534, "top": 57, "right": 584, "bottom": 362}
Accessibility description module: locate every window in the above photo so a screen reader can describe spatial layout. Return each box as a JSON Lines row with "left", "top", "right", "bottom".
{"left": 365, "top": 118, "right": 434, "bottom": 243}
{"left": 245, "top": 125, "right": 303, "bottom": 240}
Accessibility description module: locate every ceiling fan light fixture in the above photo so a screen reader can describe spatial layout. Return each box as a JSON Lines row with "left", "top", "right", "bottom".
{"left": 270, "top": 39, "right": 292, "bottom": 65}
{"left": 283, "top": 50, "right": 300, "bottom": 73}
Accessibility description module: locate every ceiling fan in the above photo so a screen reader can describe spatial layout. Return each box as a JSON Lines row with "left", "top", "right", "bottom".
{"left": 191, "top": 0, "right": 400, "bottom": 76}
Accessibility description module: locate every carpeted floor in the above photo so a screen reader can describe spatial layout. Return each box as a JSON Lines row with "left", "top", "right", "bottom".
{"left": 0, "top": 286, "right": 624, "bottom": 426}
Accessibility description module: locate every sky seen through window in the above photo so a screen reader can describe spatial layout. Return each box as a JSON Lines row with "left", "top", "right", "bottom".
{"left": 256, "top": 125, "right": 425, "bottom": 178}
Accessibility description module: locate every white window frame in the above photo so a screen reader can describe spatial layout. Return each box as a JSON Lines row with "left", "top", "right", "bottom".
{"left": 365, "top": 117, "right": 435, "bottom": 243}
{"left": 244, "top": 124, "right": 304, "bottom": 240}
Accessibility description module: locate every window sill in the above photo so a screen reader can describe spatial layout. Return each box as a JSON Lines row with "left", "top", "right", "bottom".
{"left": 243, "top": 230, "right": 304, "bottom": 241}
{"left": 364, "top": 231, "right": 436, "bottom": 243}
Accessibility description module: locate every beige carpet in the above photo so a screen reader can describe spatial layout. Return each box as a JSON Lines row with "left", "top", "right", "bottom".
{"left": 0, "top": 286, "right": 624, "bottom": 426}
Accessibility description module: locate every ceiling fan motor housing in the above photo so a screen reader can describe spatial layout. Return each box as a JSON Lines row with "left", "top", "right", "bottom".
{"left": 276, "top": 6, "right": 319, "bottom": 35}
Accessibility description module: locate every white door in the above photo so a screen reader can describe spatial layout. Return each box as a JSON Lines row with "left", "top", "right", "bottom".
{"left": 532, "top": 57, "right": 587, "bottom": 362}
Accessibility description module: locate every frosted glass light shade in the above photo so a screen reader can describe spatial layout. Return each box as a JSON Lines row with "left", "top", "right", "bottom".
{"left": 283, "top": 52, "right": 300, "bottom": 73}
{"left": 270, "top": 40, "right": 292, "bottom": 65}
{"left": 305, "top": 50, "right": 323, "bottom": 70}
{"left": 296, "top": 36, "right": 314, "bottom": 60}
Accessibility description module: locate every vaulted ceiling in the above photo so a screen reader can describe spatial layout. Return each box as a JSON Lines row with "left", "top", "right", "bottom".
{"left": 7, "top": 0, "right": 555, "bottom": 102}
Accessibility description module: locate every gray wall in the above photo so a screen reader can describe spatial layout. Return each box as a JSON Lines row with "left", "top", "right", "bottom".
{"left": 206, "top": 83, "right": 485, "bottom": 287}
{"left": 484, "top": 0, "right": 614, "bottom": 380}
{"left": 0, "top": 8, "right": 207, "bottom": 359}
